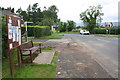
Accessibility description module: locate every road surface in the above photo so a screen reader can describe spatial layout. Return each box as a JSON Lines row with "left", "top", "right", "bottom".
{"left": 62, "top": 34, "right": 118, "bottom": 78}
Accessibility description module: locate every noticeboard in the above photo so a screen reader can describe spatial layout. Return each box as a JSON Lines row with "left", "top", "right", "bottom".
{"left": 6, "top": 15, "right": 22, "bottom": 50}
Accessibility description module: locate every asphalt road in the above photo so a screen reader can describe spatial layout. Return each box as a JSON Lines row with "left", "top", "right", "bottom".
{"left": 62, "top": 34, "right": 118, "bottom": 78}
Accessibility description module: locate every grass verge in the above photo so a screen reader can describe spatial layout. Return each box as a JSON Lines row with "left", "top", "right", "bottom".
{"left": 94, "top": 34, "right": 120, "bottom": 37}
{"left": 2, "top": 47, "right": 58, "bottom": 78}
{"left": 59, "top": 31, "right": 79, "bottom": 34}
{"left": 41, "top": 34, "right": 64, "bottom": 39}
{"left": 28, "top": 34, "right": 64, "bottom": 39}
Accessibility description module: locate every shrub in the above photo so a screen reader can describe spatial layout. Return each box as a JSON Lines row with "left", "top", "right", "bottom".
{"left": 21, "top": 26, "right": 34, "bottom": 36}
{"left": 2, "top": 16, "right": 8, "bottom": 58}
{"left": 93, "top": 27, "right": 120, "bottom": 34}
{"left": 72, "top": 29, "right": 80, "bottom": 32}
{"left": 21, "top": 26, "right": 51, "bottom": 37}
{"left": 33, "top": 26, "right": 51, "bottom": 38}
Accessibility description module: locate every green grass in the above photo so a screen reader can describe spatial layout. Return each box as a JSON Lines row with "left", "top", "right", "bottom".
{"left": 94, "top": 34, "right": 120, "bottom": 37}
{"left": 28, "top": 37, "right": 34, "bottom": 39}
{"left": 2, "top": 47, "right": 58, "bottom": 78}
{"left": 14, "top": 51, "right": 58, "bottom": 78}
{"left": 42, "top": 48, "right": 55, "bottom": 52}
{"left": 41, "top": 34, "right": 64, "bottom": 39}
{"left": 28, "top": 34, "right": 64, "bottom": 39}
{"left": 59, "top": 31, "right": 80, "bottom": 34}
{"left": 2, "top": 49, "right": 18, "bottom": 78}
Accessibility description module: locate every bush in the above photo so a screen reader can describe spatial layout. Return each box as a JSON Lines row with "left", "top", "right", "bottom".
{"left": 2, "top": 16, "right": 8, "bottom": 58}
{"left": 72, "top": 29, "right": 80, "bottom": 32}
{"left": 21, "top": 26, "right": 34, "bottom": 36}
{"left": 34, "top": 26, "right": 51, "bottom": 38}
{"left": 93, "top": 27, "right": 120, "bottom": 34}
{"left": 22, "top": 26, "right": 51, "bottom": 38}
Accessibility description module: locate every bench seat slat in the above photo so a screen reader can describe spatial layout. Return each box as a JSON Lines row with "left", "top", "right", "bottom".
{"left": 22, "top": 46, "right": 39, "bottom": 55}
{"left": 23, "top": 46, "right": 39, "bottom": 51}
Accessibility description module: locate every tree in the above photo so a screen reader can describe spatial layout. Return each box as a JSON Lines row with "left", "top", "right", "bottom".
{"left": 36, "top": 7, "right": 43, "bottom": 22}
{"left": 11, "top": 8, "right": 14, "bottom": 13}
{"left": 58, "top": 22, "right": 66, "bottom": 32}
{"left": 42, "top": 5, "right": 59, "bottom": 27}
{"left": 67, "top": 20, "right": 76, "bottom": 31}
{"left": 58, "top": 20, "right": 76, "bottom": 32}
{"left": 16, "top": 7, "right": 22, "bottom": 14}
{"left": 31, "top": 3, "right": 39, "bottom": 23}
{"left": 32, "top": 3, "right": 38, "bottom": 12}
{"left": 48, "top": 5, "right": 59, "bottom": 23}
{"left": 20, "top": 11, "right": 28, "bottom": 21}
{"left": 27, "top": 5, "right": 32, "bottom": 21}
{"left": 16, "top": 4, "right": 59, "bottom": 26}
{"left": 41, "top": 17, "right": 54, "bottom": 27}
{"left": 80, "top": 5, "right": 104, "bottom": 33}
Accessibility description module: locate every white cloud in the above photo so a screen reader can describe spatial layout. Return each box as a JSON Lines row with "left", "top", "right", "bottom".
{"left": 0, "top": 0, "right": 119, "bottom": 23}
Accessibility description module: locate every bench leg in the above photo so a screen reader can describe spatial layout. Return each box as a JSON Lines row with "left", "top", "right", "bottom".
{"left": 39, "top": 44, "right": 42, "bottom": 53}
{"left": 30, "top": 51, "right": 33, "bottom": 63}
{"left": 40, "top": 48, "right": 41, "bottom": 53}
{"left": 21, "top": 55, "right": 23, "bottom": 63}
{"left": 30, "top": 55, "right": 33, "bottom": 63}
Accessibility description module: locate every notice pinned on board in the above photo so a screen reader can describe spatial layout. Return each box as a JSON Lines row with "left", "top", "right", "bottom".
{"left": 9, "top": 43, "right": 13, "bottom": 49}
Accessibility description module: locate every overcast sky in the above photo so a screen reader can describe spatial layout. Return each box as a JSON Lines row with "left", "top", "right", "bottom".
{"left": 0, "top": 0, "right": 119, "bottom": 23}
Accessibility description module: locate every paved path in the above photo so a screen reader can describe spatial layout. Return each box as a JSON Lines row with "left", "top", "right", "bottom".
{"left": 33, "top": 52, "right": 55, "bottom": 64}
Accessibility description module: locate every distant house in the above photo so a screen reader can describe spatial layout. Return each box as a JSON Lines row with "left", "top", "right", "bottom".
{"left": 100, "top": 22, "right": 120, "bottom": 27}
{"left": 51, "top": 25, "right": 58, "bottom": 30}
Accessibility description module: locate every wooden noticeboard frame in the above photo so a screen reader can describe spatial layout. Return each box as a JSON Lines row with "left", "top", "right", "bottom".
{"left": 6, "top": 15, "right": 22, "bottom": 50}
{"left": 6, "top": 14, "right": 22, "bottom": 77}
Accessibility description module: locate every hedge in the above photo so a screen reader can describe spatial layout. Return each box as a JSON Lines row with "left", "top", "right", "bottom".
{"left": 93, "top": 27, "right": 120, "bottom": 34}
{"left": 21, "top": 26, "right": 51, "bottom": 37}
{"left": 2, "top": 16, "right": 8, "bottom": 58}
{"left": 21, "top": 27, "right": 34, "bottom": 36}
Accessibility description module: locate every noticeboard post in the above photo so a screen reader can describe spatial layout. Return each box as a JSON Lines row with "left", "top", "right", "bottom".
{"left": 6, "top": 14, "right": 22, "bottom": 77}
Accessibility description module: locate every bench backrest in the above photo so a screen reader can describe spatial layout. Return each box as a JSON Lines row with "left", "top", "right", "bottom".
{"left": 19, "top": 41, "right": 33, "bottom": 50}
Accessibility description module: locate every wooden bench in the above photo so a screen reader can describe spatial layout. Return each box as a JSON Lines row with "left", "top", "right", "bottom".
{"left": 18, "top": 40, "right": 41, "bottom": 63}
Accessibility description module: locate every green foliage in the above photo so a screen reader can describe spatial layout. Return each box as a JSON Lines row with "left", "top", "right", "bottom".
{"left": 66, "top": 20, "right": 76, "bottom": 31}
{"left": 41, "top": 17, "right": 54, "bottom": 27}
{"left": 41, "top": 34, "right": 64, "bottom": 39}
{"left": 81, "top": 26, "right": 88, "bottom": 30}
{"left": 58, "top": 21, "right": 76, "bottom": 32}
{"left": 72, "top": 29, "right": 80, "bottom": 32}
{"left": 58, "top": 22, "right": 66, "bottom": 32}
{"left": 80, "top": 5, "right": 104, "bottom": 33}
{"left": 34, "top": 26, "right": 51, "bottom": 38}
{"left": 21, "top": 27, "right": 34, "bottom": 36}
{"left": 22, "top": 26, "right": 51, "bottom": 38}
{"left": 95, "top": 34, "right": 120, "bottom": 37}
{"left": 2, "top": 16, "right": 8, "bottom": 58}
{"left": 41, "top": 5, "right": 58, "bottom": 27}
{"left": 93, "top": 27, "right": 120, "bottom": 34}
{"left": 59, "top": 31, "right": 80, "bottom": 34}
{"left": 16, "top": 3, "right": 59, "bottom": 27}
